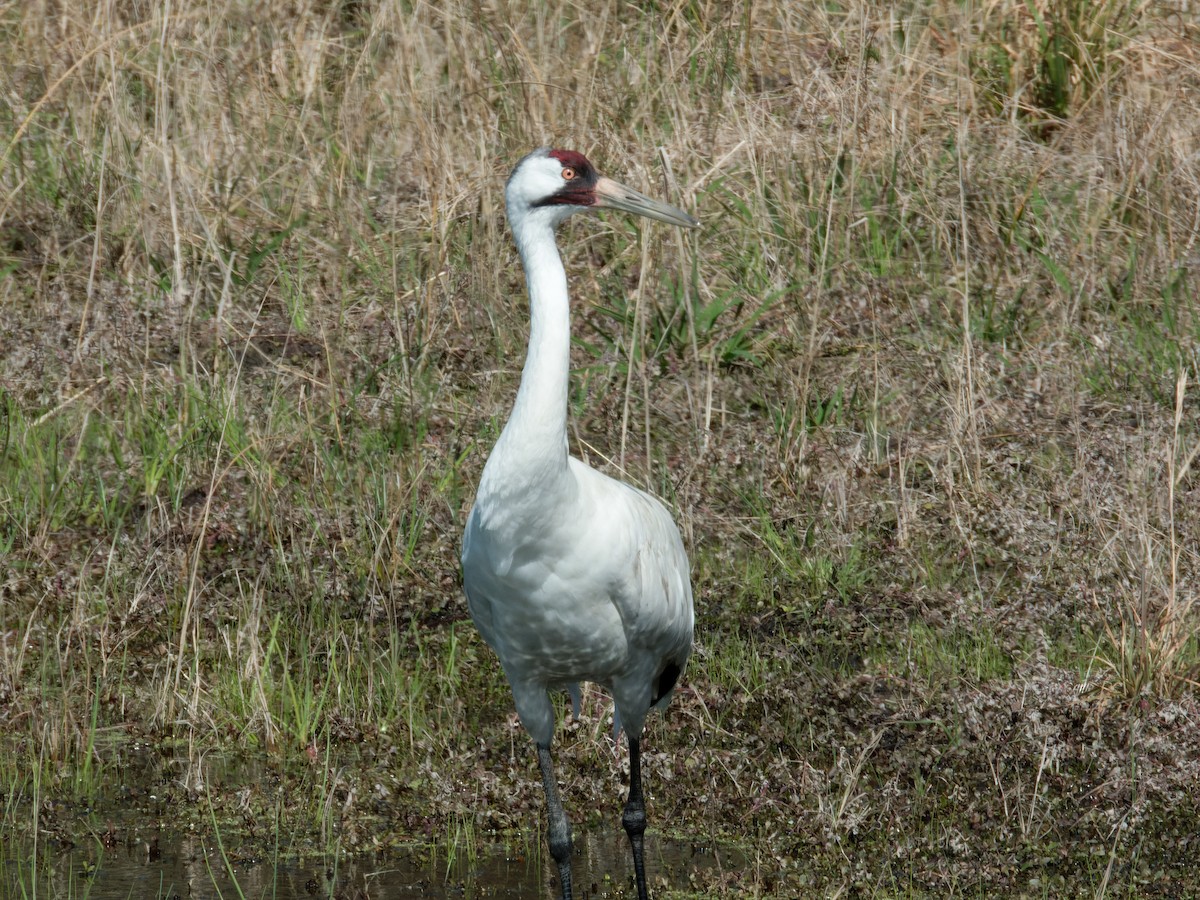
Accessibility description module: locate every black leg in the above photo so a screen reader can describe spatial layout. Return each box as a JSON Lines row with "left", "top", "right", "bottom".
{"left": 537, "top": 743, "right": 573, "bottom": 900}
{"left": 622, "top": 735, "right": 649, "bottom": 900}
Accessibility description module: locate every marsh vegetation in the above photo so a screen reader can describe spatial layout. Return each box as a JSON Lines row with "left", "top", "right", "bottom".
{"left": 2, "top": 0, "right": 1199, "bottom": 896}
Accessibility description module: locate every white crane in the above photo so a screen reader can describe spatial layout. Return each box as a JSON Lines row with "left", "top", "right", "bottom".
{"left": 461, "top": 148, "right": 698, "bottom": 900}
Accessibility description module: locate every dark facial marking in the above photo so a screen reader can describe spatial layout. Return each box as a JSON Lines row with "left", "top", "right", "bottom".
{"left": 535, "top": 149, "right": 599, "bottom": 208}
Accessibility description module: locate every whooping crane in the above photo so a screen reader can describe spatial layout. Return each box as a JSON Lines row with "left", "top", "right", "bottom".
{"left": 462, "top": 148, "right": 698, "bottom": 900}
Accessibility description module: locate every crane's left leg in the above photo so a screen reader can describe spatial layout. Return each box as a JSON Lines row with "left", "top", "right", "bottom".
{"left": 537, "top": 743, "right": 574, "bottom": 900}
{"left": 622, "top": 734, "right": 650, "bottom": 900}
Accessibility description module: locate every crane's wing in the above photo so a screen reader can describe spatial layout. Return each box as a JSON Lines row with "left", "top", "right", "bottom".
{"left": 572, "top": 460, "right": 694, "bottom": 664}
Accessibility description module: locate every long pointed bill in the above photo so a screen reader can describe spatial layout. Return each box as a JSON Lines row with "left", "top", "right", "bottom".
{"left": 593, "top": 176, "right": 699, "bottom": 229}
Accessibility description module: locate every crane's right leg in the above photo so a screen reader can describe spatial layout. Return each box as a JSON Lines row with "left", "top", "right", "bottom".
{"left": 622, "top": 735, "right": 650, "bottom": 900}
{"left": 537, "top": 743, "right": 573, "bottom": 900}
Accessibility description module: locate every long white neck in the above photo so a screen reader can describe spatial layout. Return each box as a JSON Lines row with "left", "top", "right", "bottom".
{"left": 489, "top": 216, "right": 572, "bottom": 482}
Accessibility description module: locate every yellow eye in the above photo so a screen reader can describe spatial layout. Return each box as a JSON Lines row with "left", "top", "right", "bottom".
{"left": 561, "top": 167, "right": 576, "bottom": 180}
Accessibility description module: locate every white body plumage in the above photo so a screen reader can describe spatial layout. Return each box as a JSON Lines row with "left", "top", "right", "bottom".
{"left": 462, "top": 148, "right": 694, "bottom": 747}
{"left": 465, "top": 453, "right": 693, "bottom": 745}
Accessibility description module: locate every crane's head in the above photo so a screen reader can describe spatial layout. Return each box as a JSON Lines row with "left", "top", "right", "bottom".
{"left": 505, "top": 148, "right": 699, "bottom": 232}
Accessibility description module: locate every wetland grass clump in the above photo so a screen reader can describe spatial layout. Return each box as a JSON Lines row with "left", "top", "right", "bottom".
{"left": 2, "top": 0, "right": 1199, "bottom": 896}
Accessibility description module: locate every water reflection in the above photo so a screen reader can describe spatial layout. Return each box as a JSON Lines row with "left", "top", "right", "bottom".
{"left": 5, "top": 828, "right": 740, "bottom": 898}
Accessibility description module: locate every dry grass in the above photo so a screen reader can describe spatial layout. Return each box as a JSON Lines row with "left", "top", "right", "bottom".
{"left": 2, "top": 0, "right": 1200, "bottom": 896}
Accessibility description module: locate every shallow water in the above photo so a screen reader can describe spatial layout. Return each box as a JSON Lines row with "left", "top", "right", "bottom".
{"left": 4, "top": 740, "right": 741, "bottom": 898}
{"left": 5, "top": 828, "right": 740, "bottom": 899}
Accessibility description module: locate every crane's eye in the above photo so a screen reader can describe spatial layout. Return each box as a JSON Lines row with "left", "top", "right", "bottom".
{"left": 561, "top": 167, "right": 577, "bottom": 180}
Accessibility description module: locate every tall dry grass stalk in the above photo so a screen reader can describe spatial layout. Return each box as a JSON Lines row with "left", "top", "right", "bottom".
{"left": 1091, "top": 370, "right": 1198, "bottom": 698}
